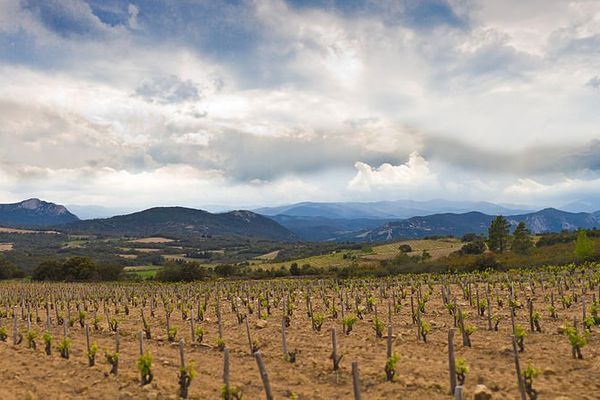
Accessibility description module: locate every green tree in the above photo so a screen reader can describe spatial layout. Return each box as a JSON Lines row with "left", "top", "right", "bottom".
{"left": 574, "top": 230, "right": 595, "bottom": 260}
{"left": 0, "top": 256, "right": 22, "bottom": 280}
{"left": 487, "top": 216, "right": 510, "bottom": 253}
{"left": 289, "top": 262, "right": 300, "bottom": 276}
{"left": 511, "top": 221, "right": 533, "bottom": 255}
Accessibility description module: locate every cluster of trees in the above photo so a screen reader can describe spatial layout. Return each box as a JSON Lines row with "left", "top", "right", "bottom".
{"left": 536, "top": 229, "right": 600, "bottom": 247}
{"left": 457, "top": 218, "right": 536, "bottom": 256}
{"left": 153, "top": 260, "right": 308, "bottom": 281}
{"left": 0, "top": 256, "right": 24, "bottom": 280}
{"left": 32, "top": 257, "right": 124, "bottom": 282}
{"left": 154, "top": 261, "right": 211, "bottom": 282}
{"left": 455, "top": 216, "right": 598, "bottom": 265}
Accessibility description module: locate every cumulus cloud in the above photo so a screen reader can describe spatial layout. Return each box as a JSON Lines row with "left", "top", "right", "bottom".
{"left": 348, "top": 152, "right": 437, "bottom": 191}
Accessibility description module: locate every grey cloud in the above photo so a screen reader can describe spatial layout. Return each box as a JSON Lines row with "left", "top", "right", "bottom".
{"left": 587, "top": 76, "right": 600, "bottom": 89}
{"left": 22, "top": 0, "right": 119, "bottom": 37}
{"left": 143, "top": 129, "right": 414, "bottom": 182}
{"left": 134, "top": 75, "right": 201, "bottom": 104}
{"left": 422, "top": 136, "right": 600, "bottom": 175}
{"left": 0, "top": 100, "right": 153, "bottom": 174}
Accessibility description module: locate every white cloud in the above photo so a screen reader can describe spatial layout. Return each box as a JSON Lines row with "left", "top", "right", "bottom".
{"left": 128, "top": 4, "right": 139, "bottom": 30}
{"left": 348, "top": 152, "right": 437, "bottom": 191}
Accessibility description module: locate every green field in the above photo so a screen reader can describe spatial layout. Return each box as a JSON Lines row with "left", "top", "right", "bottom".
{"left": 123, "top": 265, "right": 162, "bottom": 279}
{"left": 250, "top": 238, "right": 461, "bottom": 271}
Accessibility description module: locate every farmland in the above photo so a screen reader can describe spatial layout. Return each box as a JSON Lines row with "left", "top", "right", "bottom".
{"left": 1, "top": 265, "right": 599, "bottom": 399}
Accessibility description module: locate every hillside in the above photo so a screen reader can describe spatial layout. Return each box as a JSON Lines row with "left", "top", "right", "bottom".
{"left": 0, "top": 198, "right": 79, "bottom": 227}
{"left": 355, "top": 208, "right": 600, "bottom": 242}
{"left": 269, "top": 215, "right": 391, "bottom": 241}
{"left": 60, "top": 207, "right": 297, "bottom": 241}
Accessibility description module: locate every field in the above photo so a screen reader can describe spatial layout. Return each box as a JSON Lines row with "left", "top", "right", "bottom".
{"left": 1, "top": 265, "right": 599, "bottom": 399}
{"left": 0, "top": 242, "right": 13, "bottom": 251}
{"left": 250, "top": 238, "right": 460, "bottom": 271}
{"left": 0, "top": 226, "right": 60, "bottom": 234}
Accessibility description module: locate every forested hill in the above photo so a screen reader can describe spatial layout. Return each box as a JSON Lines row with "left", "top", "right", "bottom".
{"left": 60, "top": 207, "right": 298, "bottom": 241}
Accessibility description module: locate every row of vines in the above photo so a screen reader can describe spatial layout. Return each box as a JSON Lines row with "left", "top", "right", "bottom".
{"left": 1, "top": 264, "right": 599, "bottom": 399}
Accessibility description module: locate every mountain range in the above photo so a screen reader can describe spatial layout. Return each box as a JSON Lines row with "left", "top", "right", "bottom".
{"left": 60, "top": 207, "right": 297, "bottom": 241}
{"left": 354, "top": 208, "right": 600, "bottom": 242}
{"left": 2, "top": 198, "right": 600, "bottom": 243}
{"left": 0, "top": 199, "right": 296, "bottom": 241}
{"left": 254, "top": 199, "right": 534, "bottom": 219}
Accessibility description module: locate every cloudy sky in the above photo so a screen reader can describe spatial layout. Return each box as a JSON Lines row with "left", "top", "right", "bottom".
{"left": 1, "top": 0, "right": 600, "bottom": 211}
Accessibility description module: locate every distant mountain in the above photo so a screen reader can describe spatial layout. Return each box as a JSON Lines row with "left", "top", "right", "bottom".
{"left": 66, "top": 204, "right": 138, "bottom": 220}
{"left": 355, "top": 208, "right": 600, "bottom": 242}
{"left": 0, "top": 198, "right": 79, "bottom": 227}
{"left": 560, "top": 199, "right": 600, "bottom": 214}
{"left": 60, "top": 207, "right": 297, "bottom": 241}
{"left": 270, "top": 215, "right": 393, "bottom": 241}
{"left": 255, "top": 199, "right": 533, "bottom": 219}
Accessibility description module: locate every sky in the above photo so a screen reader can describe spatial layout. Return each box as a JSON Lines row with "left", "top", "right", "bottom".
{"left": 1, "top": 0, "right": 600, "bottom": 211}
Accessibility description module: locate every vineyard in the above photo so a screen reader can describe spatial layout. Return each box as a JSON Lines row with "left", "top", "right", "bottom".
{"left": 1, "top": 264, "right": 600, "bottom": 399}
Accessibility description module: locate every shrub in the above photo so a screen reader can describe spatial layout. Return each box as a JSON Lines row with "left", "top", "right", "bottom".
{"left": 137, "top": 352, "right": 153, "bottom": 385}
{"left": 562, "top": 323, "right": 587, "bottom": 359}
{"left": 455, "top": 357, "right": 469, "bottom": 386}
{"left": 420, "top": 320, "right": 431, "bottom": 342}
{"left": 342, "top": 314, "right": 358, "bottom": 335}
{"left": 179, "top": 361, "right": 197, "bottom": 398}
{"left": 105, "top": 351, "right": 119, "bottom": 374}
{"left": 384, "top": 353, "right": 400, "bottom": 382}
{"left": 88, "top": 342, "right": 98, "bottom": 366}
{"left": 515, "top": 324, "right": 527, "bottom": 352}
{"left": 522, "top": 364, "right": 539, "bottom": 400}
{"left": 399, "top": 244, "right": 412, "bottom": 253}
{"left": 373, "top": 317, "right": 384, "bottom": 338}
{"left": 311, "top": 313, "right": 324, "bottom": 332}
{"left": 168, "top": 327, "right": 178, "bottom": 342}
{"left": 57, "top": 337, "right": 71, "bottom": 359}
{"left": 194, "top": 327, "right": 204, "bottom": 343}
{"left": 221, "top": 385, "right": 243, "bottom": 400}
{"left": 27, "top": 330, "right": 37, "bottom": 350}
{"left": 43, "top": 331, "right": 52, "bottom": 355}
{"left": 460, "top": 241, "right": 486, "bottom": 255}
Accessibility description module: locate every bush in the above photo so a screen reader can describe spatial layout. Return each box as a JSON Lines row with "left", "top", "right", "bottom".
{"left": 155, "top": 261, "right": 210, "bottom": 282}
{"left": 399, "top": 244, "right": 412, "bottom": 253}
{"left": 31, "top": 257, "right": 123, "bottom": 282}
{"left": 0, "top": 256, "right": 23, "bottom": 280}
{"left": 460, "top": 241, "right": 486, "bottom": 255}
{"left": 462, "top": 233, "right": 484, "bottom": 242}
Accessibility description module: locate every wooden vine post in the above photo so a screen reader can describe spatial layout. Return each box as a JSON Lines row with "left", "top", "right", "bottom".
{"left": 352, "top": 361, "right": 362, "bottom": 400}
{"left": 254, "top": 351, "right": 273, "bottom": 400}
{"left": 331, "top": 327, "right": 342, "bottom": 370}
{"left": 512, "top": 336, "right": 527, "bottom": 400}
{"left": 448, "top": 328, "right": 457, "bottom": 395}
{"left": 178, "top": 339, "right": 192, "bottom": 398}
{"left": 223, "top": 348, "right": 231, "bottom": 399}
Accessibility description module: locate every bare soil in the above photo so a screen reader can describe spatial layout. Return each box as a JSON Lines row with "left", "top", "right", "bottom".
{"left": 0, "top": 281, "right": 598, "bottom": 400}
